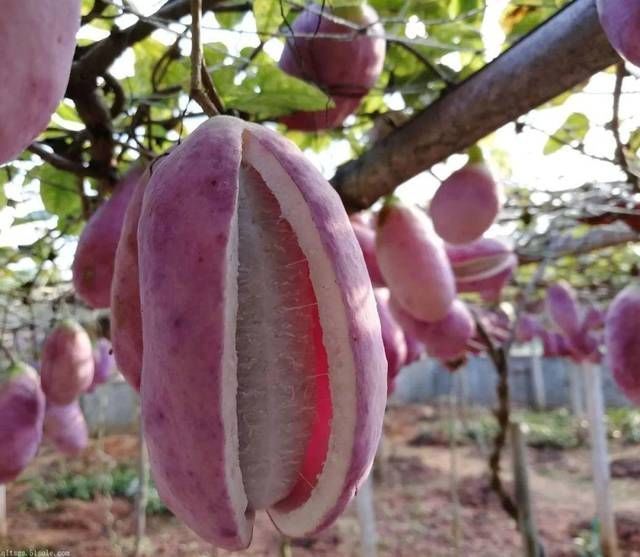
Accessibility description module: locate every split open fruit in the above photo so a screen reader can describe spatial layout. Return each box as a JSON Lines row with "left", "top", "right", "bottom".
{"left": 116, "top": 116, "right": 387, "bottom": 549}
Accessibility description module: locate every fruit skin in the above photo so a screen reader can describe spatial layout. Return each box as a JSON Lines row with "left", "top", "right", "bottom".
{"left": 546, "top": 281, "right": 581, "bottom": 339}
{"left": 514, "top": 313, "right": 540, "bottom": 343}
{"left": 43, "top": 400, "right": 88, "bottom": 456}
{"left": 390, "top": 298, "right": 475, "bottom": 365}
{"left": 374, "top": 289, "right": 407, "bottom": 395}
{"left": 0, "top": 0, "right": 80, "bottom": 164}
{"left": 445, "top": 237, "right": 516, "bottom": 297}
{"left": 430, "top": 163, "right": 502, "bottom": 245}
{"left": 40, "top": 321, "right": 94, "bottom": 405}
{"left": 605, "top": 283, "right": 640, "bottom": 404}
{"left": 87, "top": 338, "right": 115, "bottom": 392}
{"left": 110, "top": 169, "right": 150, "bottom": 391}
{"left": 352, "top": 221, "right": 385, "bottom": 287}
{"left": 72, "top": 165, "right": 145, "bottom": 309}
{"left": 0, "top": 362, "right": 45, "bottom": 483}
{"left": 137, "top": 116, "right": 386, "bottom": 549}
{"left": 376, "top": 202, "right": 456, "bottom": 323}
{"left": 596, "top": 0, "right": 640, "bottom": 67}
{"left": 278, "top": 4, "right": 385, "bottom": 131}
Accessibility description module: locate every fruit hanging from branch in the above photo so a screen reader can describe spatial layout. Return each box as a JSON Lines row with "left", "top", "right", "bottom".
{"left": 376, "top": 200, "right": 456, "bottom": 323}
{"left": 596, "top": 0, "right": 640, "bottom": 67}
{"left": 40, "top": 321, "right": 94, "bottom": 405}
{"left": 43, "top": 400, "right": 89, "bottom": 456}
{"left": 278, "top": 3, "right": 386, "bottom": 131}
{"left": 122, "top": 116, "right": 386, "bottom": 550}
{"left": 605, "top": 283, "right": 640, "bottom": 404}
{"left": 374, "top": 288, "right": 408, "bottom": 395}
{"left": 72, "top": 165, "right": 146, "bottom": 309}
{"left": 0, "top": 0, "right": 80, "bottom": 164}
{"left": 430, "top": 157, "right": 502, "bottom": 245}
{"left": 0, "top": 362, "right": 45, "bottom": 483}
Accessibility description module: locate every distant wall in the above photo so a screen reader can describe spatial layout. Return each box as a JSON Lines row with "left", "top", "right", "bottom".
{"left": 393, "top": 355, "right": 632, "bottom": 408}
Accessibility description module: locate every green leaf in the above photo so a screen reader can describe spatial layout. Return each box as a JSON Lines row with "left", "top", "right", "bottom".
{"left": 253, "top": 0, "right": 283, "bottom": 35}
{"left": 33, "top": 165, "right": 82, "bottom": 219}
{"left": 543, "top": 113, "right": 590, "bottom": 155}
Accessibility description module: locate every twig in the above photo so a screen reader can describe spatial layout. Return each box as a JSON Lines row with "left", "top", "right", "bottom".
{"left": 190, "top": 0, "right": 221, "bottom": 117}
{"left": 389, "top": 40, "right": 455, "bottom": 86}
{"left": 611, "top": 62, "right": 635, "bottom": 185}
{"left": 0, "top": 343, "right": 16, "bottom": 366}
{"left": 474, "top": 317, "right": 519, "bottom": 522}
{"left": 28, "top": 144, "right": 106, "bottom": 179}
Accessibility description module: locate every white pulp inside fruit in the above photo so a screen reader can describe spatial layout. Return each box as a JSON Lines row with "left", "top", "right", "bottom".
{"left": 236, "top": 163, "right": 319, "bottom": 510}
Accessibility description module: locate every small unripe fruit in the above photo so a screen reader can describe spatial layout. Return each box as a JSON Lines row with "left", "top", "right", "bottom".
{"left": 374, "top": 289, "right": 408, "bottom": 394}
{"left": 133, "top": 116, "right": 386, "bottom": 549}
{"left": 87, "top": 338, "right": 115, "bottom": 392}
{"left": 40, "top": 321, "right": 94, "bottom": 405}
{"left": 0, "top": 0, "right": 80, "bottom": 164}
{"left": 72, "top": 165, "right": 145, "bottom": 309}
{"left": 278, "top": 4, "right": 385, "bottom": 131}
{"left": 605, "top": 283, "right": 640, "bottom": 404}
{"left": 430, "top": 163, "right": 502, "bottom": 245}
{"left": 0, "top": 362, "right": 45, "bottom": 483}
{"left": 376, "top": 201, "right": 456, "bottom": 323}
{"left": 596, "top": 0, "right": 640, "bottom": 67}
{"left": 43, "top": 401, "right": 88, "bottom": 456}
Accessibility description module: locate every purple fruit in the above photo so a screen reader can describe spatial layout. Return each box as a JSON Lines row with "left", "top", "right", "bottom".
{"left": 40, "top": 320, "right": 94, "bottom": 405}
{"left": 376, "top": 201, "right": 456, "bottom": 323}
{"left": 72, "top": 165, "right": 145, "bottom": 309}
{"left": 135, "top": 116, "right": 386, "bottom": 549}
{"left": 0, "top": 0, "right": 81, "bottom": 164}
{"left": 605, "top": 283, "right": 640, "bottom": 404}
{"left": 514, "top": 313, "right": 540, "bottom": 343}
{"left": 0, "top": 362, "right": 45, "bottom": 483}
{"left": 352, "top": 221, "right": 386, "bottom": 287}
{"left": 546, "top": 281, "right": 581, "bottom": 339}
{"left": 43, "top": 400, "right": 88, "bottom": 456}
{"left": 278, "top": 4, "right": 385, "bottom": 131}
{"left": 596, "top": 0, "right": 640, "bottom": 67}
{"left": 87, "top": 338, "right": 115, "bottom": 392}
{"left": 430, "top": 163, "right": 502, "bottom": 245}
{"left": 374, "top": 289, "right": 408, "bottom": 395}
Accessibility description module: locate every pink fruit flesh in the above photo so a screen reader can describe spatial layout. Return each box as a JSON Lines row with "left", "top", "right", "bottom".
{"left": 546, "top": 282, "right": 581, "bottom": 339}
{"left": 43, "top": 400, "right": 88, "bottom": 456}
{"left": 110, "top": 169, "right": 150, "bottom": 391}
{"left": 72, "top": 165, "right": 145, "bottom": 309}
{"left": 40, "top": 321, "right": 94, "bottom": 405}
{"left": 278, "top": 5, "right": 385, "bottom": 131}
{"left": 430, "top": 163, "right": 502, "bottom": 245}
{"left": 596, "top": 0, "right": 640, "bottom": 67}
{"left": 0, "top": 363, "right": 45, "bottom": 483}
{"left": 0, "top": 0, "right": 80, "bottom": 164}
{"left": 138, "top": 116, "right": 386, "bottom": 549}
{"left": 605, "top": 284, "right": 640, "bottom": 404}
{"left": 376, "top": 202, "right": 456, "bottom": 323}
{"left": 374, "top": 289, "right": 408, "bottom": 395}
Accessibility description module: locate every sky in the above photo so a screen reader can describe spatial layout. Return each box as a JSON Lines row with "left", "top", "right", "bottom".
{"left": 1, "top": 0, "right": 639, "bottom": 278}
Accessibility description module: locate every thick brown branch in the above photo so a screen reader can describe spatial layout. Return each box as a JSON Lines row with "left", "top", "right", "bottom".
{"left": 331, "top": 0, "right": 620, "bottom": 211}
{"left": 27, "top": 144, "right": 106, "bottom": 179}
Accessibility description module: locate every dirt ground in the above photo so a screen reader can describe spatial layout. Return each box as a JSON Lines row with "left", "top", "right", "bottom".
{"left": 2, "top": 404, "right": 639, "bottom": 556}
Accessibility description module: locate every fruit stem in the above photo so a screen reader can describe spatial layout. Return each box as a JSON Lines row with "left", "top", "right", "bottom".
{"left": 466, "top": 144, "right": 484, "bottom": 164}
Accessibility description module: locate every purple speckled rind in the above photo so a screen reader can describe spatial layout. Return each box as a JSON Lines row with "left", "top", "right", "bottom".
{"left": 430, "top": 164, "right": 502, "bottom": 245}
{"left": 596, "top": 0, "right": 640, "bottom": 67}
{"left": 110, "top": 170, "right": 150, "bottom": 392}
{"left": 546, "top": 282, "right": 582, "bottom": 339}
{"left": 73, "top": 165, "right": 145, "bottom": 309}
{"left": 138, "top": 116, "right": 386, "bottom": 548}
{"left": 374, "top": 289, "right": 407, "bottom": 395}
{"left": 605, "top": 283, "right": 640, "bottom": 404}
{"left": 40, "top": 321, "right": 94, "bottom": 405}
{"left": 278, "top": 5, "right": 385, "bottom": 131}
{"left": 249, "top": 120, "right": 386, "bottom": 537}
{"left": 0, "top": 363, "right": 45, "bottom": 483}
{"left": 0, "top": 0, "right": 80, "bottom": 164}
{"left": 376, "top": 203, "right": 456, "bottom": 323}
